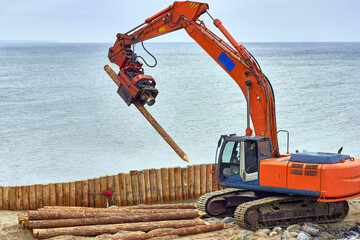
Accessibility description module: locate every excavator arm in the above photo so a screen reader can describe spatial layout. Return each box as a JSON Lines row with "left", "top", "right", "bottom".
{"left": 108, "top": 1, "right": 279, "bottom": 157}
{"left": 107, "top": 1, "right": 208, "bottom": 107}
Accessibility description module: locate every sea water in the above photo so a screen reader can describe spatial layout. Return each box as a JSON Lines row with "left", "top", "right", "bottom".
{"left": 1, "top": 42, "right": 359, "bottom": 186}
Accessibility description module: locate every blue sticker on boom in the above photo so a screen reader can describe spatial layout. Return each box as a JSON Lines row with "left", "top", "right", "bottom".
{"left": 217, "top": 52, "right": 236, "bottom": 72}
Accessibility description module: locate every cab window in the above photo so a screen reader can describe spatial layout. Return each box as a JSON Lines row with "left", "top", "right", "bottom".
{"left": 244, "top": 141, "right": 258, "bottom": 174}
{"left": 258, "top": 139, "right": 272, "bottom": 160}
{"left": 221, "top": 141, "right": 235, "bottom": 163}
{"left": 220, "top": 141, "right": 240, "bottom": 176}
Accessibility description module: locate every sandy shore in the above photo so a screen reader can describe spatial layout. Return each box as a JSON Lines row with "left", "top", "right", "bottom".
{"left": 1, "top": 201, "right": 360, "bottom": 240}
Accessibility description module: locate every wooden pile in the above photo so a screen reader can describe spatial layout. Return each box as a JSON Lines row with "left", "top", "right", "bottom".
{"left": 19, "top": 203, "right": 225, "bottom": 239}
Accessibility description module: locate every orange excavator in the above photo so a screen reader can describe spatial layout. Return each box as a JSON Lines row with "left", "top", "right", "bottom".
{"left": 107, "top": 1, "right": 360, "bottom": 229}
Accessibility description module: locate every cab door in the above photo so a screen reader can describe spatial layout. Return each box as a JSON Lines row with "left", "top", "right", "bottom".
{"left": 240, "top": 140, "right": 258, "bottom": 181}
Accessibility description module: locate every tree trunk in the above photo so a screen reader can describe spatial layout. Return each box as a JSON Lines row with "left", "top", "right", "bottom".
{"left": 28, "top": 209, "right": 197, "bottom": 220}
{"left": 99, "top": 223, "right": 225, "bottom": 240}
{"left": 42, "top": 203, "right": 196, "bottom": 210}
{"left": 33, "top": 219, "right": 205, "bottom": 239}
{"left": 29, "top": 211, "right": 204, "bottom": 229}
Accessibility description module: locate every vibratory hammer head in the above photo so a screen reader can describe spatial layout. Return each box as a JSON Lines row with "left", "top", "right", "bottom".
{"left": 116, "top": 72, "right": 159, "bottom": 107}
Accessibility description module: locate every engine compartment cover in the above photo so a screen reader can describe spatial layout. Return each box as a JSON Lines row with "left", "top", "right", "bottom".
{"left": 290, "top": 152, "right": 350, "bottom": 164}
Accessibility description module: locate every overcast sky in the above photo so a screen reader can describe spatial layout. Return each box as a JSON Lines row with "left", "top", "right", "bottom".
{"left": 1, "top": 0, "right": 359, "bottom": 43}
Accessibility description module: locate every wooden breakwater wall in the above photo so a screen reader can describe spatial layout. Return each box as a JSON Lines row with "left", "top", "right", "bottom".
{"left": 0, "top": 164, "right": 221, "bottom": 211}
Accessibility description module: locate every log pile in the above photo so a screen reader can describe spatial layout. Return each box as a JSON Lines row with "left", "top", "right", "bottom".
{"left": 19, "top": 203, "right": 225, "bottom": 239}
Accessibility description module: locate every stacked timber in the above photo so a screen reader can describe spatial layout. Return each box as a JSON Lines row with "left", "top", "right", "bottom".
{"left": 19, "top": 203, "right": 224, "bottom": 239}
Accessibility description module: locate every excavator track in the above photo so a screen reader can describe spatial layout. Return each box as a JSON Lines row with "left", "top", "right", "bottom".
{"left": 234, "top": 196, "right": 349, "bottom": 230}
{"left": 197, "top": 188, "right": 250, "bottom": 217}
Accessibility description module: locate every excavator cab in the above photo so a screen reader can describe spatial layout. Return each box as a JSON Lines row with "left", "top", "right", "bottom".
{"left": 217, "top": 134, "right": 272, "bottom": 185}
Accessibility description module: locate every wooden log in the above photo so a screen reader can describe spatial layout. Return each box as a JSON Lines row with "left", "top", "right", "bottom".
{"left": 194, "top": 165, "right": 201, "bottom": 198}
{"left": 82, "top": 180, "right": 89, "bottom": 207}
{"left": 8, "top": 186, "right": 16, "bottom": 210}
{"left": 211, "top": 164, "right": 219, "bottom": 191}
{"left": 35, "top": 185, "right": 43, "bottom": 209}
{"left": 69, "top": 182, "right": 76, "bottom": 206}
{"left": 174, "top": 167, "right": 183, "bottom": 200}
{"left": 63, "top": 183, "right": 70, "bottom": 206}
{"left": 143, "top": 169, "right": 151, "bottom": 204}
{"left": 22, "top": 219, "right": 28, "bottom": 229}
{"left": 104, "top": 64, "right": 189, "bottom": 163}
{"left": 213, "top": 163, "right": 221, "bottom": 190}
{"left": 119, "top": 173, "right": 127, "bottom": 206}
{"left": 124, "top": 174, "right": 133, "bottom": 206}
{"left": 200, "top": 164, "right": 207, "bottom": 195}
{"left": 42, "top": 185, "right": 50, "bottom": 207}
{"left": 137, "top": 171, "right": 146, "bottom": 204}
{"left": 28, "top": 209, "right": 199, "bottom": 220}
{"left": 42, "top": 203, "right": 196, "bottom": 210}
{"left": 127, "top": 203, "right": 196, "bottom": 209}
{"left": 106, "top": 175, "right": 114, "bottom": 206}
{"left": 42, "top": 205, "right": 194, "bottom": 210}
{"left": 24, "top": 218, "right": 30, "bottom": 229}
{"left": 15, "top": 186, "right": 23, "bottom": 210}
{"left": 97, "top": 222, "right": 225, "bottom": 240}
{"left": 28, "top": 210, "right": 203, "bottom": 229}
{"left": 22, "top": 185, "right": 30, "bottom": 210}
{"left": 94, "top": 178, "right": 101, "bottom": 208}
{"left": 87, "top": 179, "right": 95, "bottom": 208}
{"left": 36, "top": 208, "right": 194, "bottom": 215}
{"left": 187, "top": 165, "right": 194, "bottom": 199}
{"left": 75, "top": 181, "right": 82, "bottom": 207}
{"left": 149, "top": 169, "right": 157, "bottom": 203}
{"left": 155, "top": 169, "right": 163, "bottom": 202}
{"left": 55, "top": 183, "right": 63, "bottom": 206}
{"left": 130, "top": 171, "right": 139, "bottom": 205}
{"left": 137, "top": 101, "right": 190, "bottom": 163}
{"left": 33, "top": 219, "right": 205, "bottom": 239}
{"left": 100, "top": 176, "right": 108, "bottom": 207}
{"left": 29, "top": 185, "right": 36, "bottom": 210}
{"left": 181, "top": 168, "right": 188, "bottom": 200}
{"left": 36, "top": 207, "right": 194, "bottom": 213}
{"left": 168, "top": 168, "right": 175, "bottom": 201}
{"left": 161, "top": 168, "right": 169, "bottom": 202}
{"left": 0, "top": 186, "right": 2, "bottom": 210}
{"left": 49, "top": 184, "right": 56, "bottom": 206}
{"left": 18, "top": 214, "right": 27, "bottom": 224}
{"left": 206, "top": 164, "right": 213, "bottom": 193}
{"left": 22, "top": 218, "right": 27, "bottom": 228}
{"left": 113, "top": 175, "right": 121, "bottom": 206}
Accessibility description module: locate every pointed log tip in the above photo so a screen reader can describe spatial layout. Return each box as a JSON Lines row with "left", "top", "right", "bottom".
{"left": 183, "top": 155, "right": 189, "bottom": 162}
{"left": 197, "top": 210, "right": 207, "bottom": 218}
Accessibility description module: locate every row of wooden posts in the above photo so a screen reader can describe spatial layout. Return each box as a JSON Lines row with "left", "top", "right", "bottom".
{"left": 0, "top": 164, "right": 221, "bottom": 211}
